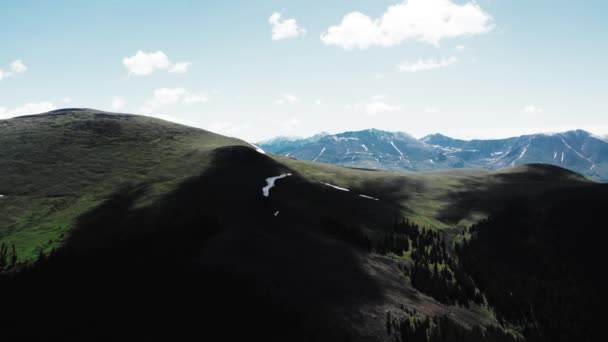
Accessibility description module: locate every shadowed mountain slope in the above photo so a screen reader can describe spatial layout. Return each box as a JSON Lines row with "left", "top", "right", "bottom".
{"left": 0, "top": 109, "right": 604, "bottom": 341}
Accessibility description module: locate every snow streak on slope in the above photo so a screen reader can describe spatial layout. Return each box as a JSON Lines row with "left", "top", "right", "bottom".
{"left": 511, "top": 145, "right": 529, "bottom": 167}
{"left": 313, "top": 147, "right": 326, "bottom": 162}
{"left": 561, "top": 138, "right": 595, "bottom": 170}
{"left": 262, "top": 173, "right": 292, "bottom": 197}
{"left": 390, "top": 141, "right": 403, "bottom": 156}
{"left": 321, "top": 182, "right": 349, "bottom": 191}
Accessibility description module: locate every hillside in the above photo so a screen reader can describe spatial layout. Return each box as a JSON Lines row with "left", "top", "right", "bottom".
{"left": 258, "top": 129, "right": 608, "bottom": 181}
{"left": 0, "top": 109, "right": 604, "bottom": 341}
{"left": 0, "top": 108, "right": 248, "bottom": 259}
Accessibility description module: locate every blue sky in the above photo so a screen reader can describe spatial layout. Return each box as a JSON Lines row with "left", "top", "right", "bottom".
{"left": 1, "top": 0, "right": 607, "bottom": 141}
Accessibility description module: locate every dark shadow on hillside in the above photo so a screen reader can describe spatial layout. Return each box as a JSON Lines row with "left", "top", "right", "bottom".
{"left": 0, "top": 145, "right": 392, "bottom": 341}
{"left": 437, "top": 164, "right": 592, "bottom": 225}
{"left": 459, "top": 183, "right": 608, "bottom": 341}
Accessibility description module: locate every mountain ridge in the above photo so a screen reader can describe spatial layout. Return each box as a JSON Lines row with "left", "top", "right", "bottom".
{"left": 259, "top": 128, "right": 608, "bottom": 181}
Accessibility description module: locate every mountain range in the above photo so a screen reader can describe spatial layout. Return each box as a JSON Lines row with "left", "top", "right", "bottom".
{"left": 0, "top": 109, "right": 605, "bottom": 341}
{"left": 258, "top": 129, "right": 608, "bottom": 181}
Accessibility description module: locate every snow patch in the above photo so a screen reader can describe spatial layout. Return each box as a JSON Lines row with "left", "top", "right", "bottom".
{"left": 321, "top": 182, "right": 349, "bottom": 192}
{"left": 359, "top": 194, "right": 379, "bottom": 201}
{"left": 553, "top": 152, "right": 557, "bottom": 159}
{"left": 510, "top": 145, "right": 528, "bottom": 167}
{"left": 262, "top": 173, "right": 292, "bottom": 197}
{"left": 247, "top": 142, "right": 266, "bottom": 154}
{"left": 361, "top": 144, "right": 368, "bottom": 152}
{"left": 390, "top": 141, "right": 403, "bottom": 156}
{"left": 274, "top": 211, "right": 280, "bottom": 217}
{"left": 429, "top": 159, "right": 434, "bottom": 164}
{"left": 332, "top": 136, "right": 359, "bottom": 141}
{"left": 313, "top": 147, "right": 326, "bottom": 162}
{"left": 561, "top": 152, "right": 565, "bottom": 162}
{"left": 561, "top": 138, "right": 595, "bottom": 169}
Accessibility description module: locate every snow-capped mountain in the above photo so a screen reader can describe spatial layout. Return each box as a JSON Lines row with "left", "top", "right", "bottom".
{"left": 258, "top": 129, "right": 608, "bottom": 180}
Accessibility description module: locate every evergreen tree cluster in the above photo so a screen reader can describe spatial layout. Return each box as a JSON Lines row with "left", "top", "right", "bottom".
{"left": 0, "top": 243, "right": 17, "bottom": 272}
{"left": 375, "top": 219, "right": 481, "bottom": 307}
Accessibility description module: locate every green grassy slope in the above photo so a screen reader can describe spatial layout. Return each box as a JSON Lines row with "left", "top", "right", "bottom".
{"left": 0, "top": 109, "right": 602, "bottom": 341}
{"left": 0, "top": 108, "right": 247, "bottom": 260}
{"left": 277, "top": 156, "right": 592, "bottom": 229}
{"left": 0, "top": 109, "right": 593, "bottom": 261}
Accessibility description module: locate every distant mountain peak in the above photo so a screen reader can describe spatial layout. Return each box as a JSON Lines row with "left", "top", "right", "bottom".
{"left": 258, "top": 127, "right": 608, "bottom": 181}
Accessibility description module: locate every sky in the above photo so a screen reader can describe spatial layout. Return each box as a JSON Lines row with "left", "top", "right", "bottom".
{"left": 1, "top": 0, "right": 607, "bottom": 142}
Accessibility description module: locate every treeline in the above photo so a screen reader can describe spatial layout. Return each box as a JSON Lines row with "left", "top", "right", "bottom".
{"left": 385, "top": 312, "right": 518, "bottom": 342}
{"left": 374, "top": 219, "right": 481, "bottom": 307}
{"left": 457, "top": 185, "right": 607, "bottom": 342}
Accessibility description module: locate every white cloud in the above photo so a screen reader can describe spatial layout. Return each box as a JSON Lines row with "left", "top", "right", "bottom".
{"left": 398, "top": 57, "right": 458, "bottom": 72}
{"left": 61, "top": 97, "right": 72, "bottom": 104}
{"left": 111, "top": 96, "right": 126, "bottom": 110}
{"left": 169, "top": 62, "right": 191, "bottom": 73}
{"left": 321, "top": 0, "right": 493, "bottom": 49}
{"left": 366, "top": 101, "right": 400, "bottom": 115}
{"left": 424, "top": 106, "right": 439, "bottom": 113}
{"left": 0, "top": 59, "right": 27, "bottom": 80}
{"left": 140, "top": 88, "right": 207, "bottom": 114}
{"left": 269, "top": 12, "right": 306, "bottom": 40}
{"left": 523, "top": 105, "right": 543, "bottom": 114}
{"left": 10, "top": 60, "right": 27, "bottom": 74}
{"left": 123, "top": 51, "right": 170, "bottom": 75}
{"left": 123, "top": 51, "right": 191, "bottom": 76}
{"left": 456, "top": 45, "right": 465, "bottom": 52}
{"left": 314, "top": 99, "right": 322, "bottom": 105}
{"left": 274, "top": 94, "right": 300, "bottom": 105}
{"left": 0, "top": 101, "right": 57, "bottom": 119}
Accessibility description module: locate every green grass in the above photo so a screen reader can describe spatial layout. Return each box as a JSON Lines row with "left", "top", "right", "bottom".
{"left": 0, "top": 109, "right": 594, "bottom": 263}
{"left": 0, "top": 109, "right": 247, "bottom": 261}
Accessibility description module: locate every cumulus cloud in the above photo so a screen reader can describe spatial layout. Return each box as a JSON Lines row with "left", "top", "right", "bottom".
{"left": 523, "top": 105, "right": 543, "bottom": 114}
{"left": 274, "top": 94, "right": 300, "bottom": 105}
{"left": 398, "top": 57, "right": 458, "bottom": 72}
{"left": 10, "top": 60, "right": 27, "bottom": 73}
{"left": 111, "top": 96, "right": 126, "bottom": 110}
{"left": 269, "top": 12, "right": 306, "bottom": 40}
{"left": 123, "top": 51, "right": 190, "bottom": 76}
{"left": 0, "top": 59, "right": 27, "bottom": 80}
{"left": 140, "top": 88, "right": 207, "bottom": 114}
{"left": 0, "top": 101, "right": 56, "bottom": 119}
{"left": 321, "top": 0, "right": 493, "bottom": 49}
